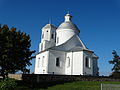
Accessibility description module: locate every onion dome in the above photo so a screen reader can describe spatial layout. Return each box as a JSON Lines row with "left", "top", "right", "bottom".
{"left": 57, "top": 14, "right": 80, "bottom": 32}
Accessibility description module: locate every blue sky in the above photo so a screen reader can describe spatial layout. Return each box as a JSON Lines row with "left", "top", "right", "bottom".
{"left": 0, "top": 0, "right": 120, "bottom": 76}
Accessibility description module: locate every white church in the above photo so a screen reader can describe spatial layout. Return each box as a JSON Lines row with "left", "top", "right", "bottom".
{"left": 34, "top": 13, "right": 99, "bottom": 76}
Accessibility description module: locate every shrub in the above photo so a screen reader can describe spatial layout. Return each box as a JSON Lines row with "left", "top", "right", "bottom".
{"left": 110, "top": 72, "right": 120, "bottom": 78}
{"left": 0, "top": 78, "right": 17, "bottom": 90}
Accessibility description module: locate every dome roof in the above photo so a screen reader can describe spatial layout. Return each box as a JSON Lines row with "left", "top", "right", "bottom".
{"left": 42, "top": 24, "right": 56, "bottom": 30}
{"left": 57, "top": 14, "right": 80, "bottom": 32}
{"left": 57, "top": 21, "right": 79, "bottom": 31}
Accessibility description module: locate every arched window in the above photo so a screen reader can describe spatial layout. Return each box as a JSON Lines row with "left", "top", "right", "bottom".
{"left": 56, "top": 57, "right": 60, "bottom": 67}
{"left": 51, "top": 33, "right": 54, "bottom": 39}
{"left": 85, "top": 57, "right": 90, "bottom": 68}
{"left": 66, "top": 57, "right": 70, "bottom": 68}
{"left": 55, "top": 34, "right": 56, "bottom": 43}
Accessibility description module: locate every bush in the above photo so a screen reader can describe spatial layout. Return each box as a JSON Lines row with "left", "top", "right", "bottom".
{"left": 0, "top": 78, "right": 17, "bottom": 90}
{"left": 110, "top": 72, "right": 120, "bottom": 78}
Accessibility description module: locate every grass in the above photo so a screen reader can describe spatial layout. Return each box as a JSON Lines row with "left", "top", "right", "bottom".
{"left": 1, "top": 79, "right": 120, "bottom": 90}
{"left": 39, "top": 81, "right": 120, "bottom": 90}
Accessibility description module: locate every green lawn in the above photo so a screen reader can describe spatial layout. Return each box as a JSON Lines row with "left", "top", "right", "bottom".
{"left": 39, "top": 81, "right": 120, "bottom": 90}
{"left": 1, "top": 79, "right": 120, "bottom": 90}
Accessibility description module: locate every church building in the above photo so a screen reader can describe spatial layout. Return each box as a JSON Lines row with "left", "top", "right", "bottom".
{"left": 34, "top": 13, "right": 99, "bottom": 76}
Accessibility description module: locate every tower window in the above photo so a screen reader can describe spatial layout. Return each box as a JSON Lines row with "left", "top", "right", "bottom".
{"left": 85, "top": 57, "right": 90, "bottom": 68}
{"left": 51, "top": 34, "right": 54, "bottom": 39}
{"left": 46, "top": 30, "right": 48, "bottom": 32}
{"left": 56, "top": 57, "right": 60, "bottom": 67}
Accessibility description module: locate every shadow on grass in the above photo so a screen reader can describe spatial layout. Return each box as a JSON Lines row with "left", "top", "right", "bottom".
{"left": 16, "top": 80, "right": 72, "bottom": 89}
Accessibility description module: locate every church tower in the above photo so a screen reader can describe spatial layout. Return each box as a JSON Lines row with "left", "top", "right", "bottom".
{"left": 39, "top": 24, "right": 56, "bottom": 52}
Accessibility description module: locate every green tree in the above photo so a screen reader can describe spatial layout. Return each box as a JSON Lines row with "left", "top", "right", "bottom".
{"left": 0, "top": 25, "right": 35, "bottom": 79}
{"left": 109, "top": 50, "right": 120, "bottom": 73}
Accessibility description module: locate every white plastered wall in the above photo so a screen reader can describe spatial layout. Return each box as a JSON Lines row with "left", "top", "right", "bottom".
{"left": 48, "top": 50, "right": 66, "bottom": 74}
{"left": 72, "top": 51, "right": 83, "bottom": 75}
{"left": 65, "top": 51, "right": 83, "bottom": 75}
{"left": 93, "top": 58, "right": 98, "bottom": 76}
{"left": 56, "top": 29, "right": 78, "bottom": 46}
{"left": 83, "top": 51, "right": 93, "bottom": 75}
{"left": 65, "top": 52, "right": 72, "bottom": 75}
{"left": 34, "top": 51, "right": 49, "bottom": 74}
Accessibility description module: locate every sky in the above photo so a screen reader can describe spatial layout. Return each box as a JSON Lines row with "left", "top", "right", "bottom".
{"left": 0, "top": 0, "right": 120, "bottom": 76}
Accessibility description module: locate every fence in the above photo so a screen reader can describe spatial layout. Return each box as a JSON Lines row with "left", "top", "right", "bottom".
{"left": 101, "top": 84, "right": 120, "bottom": 90}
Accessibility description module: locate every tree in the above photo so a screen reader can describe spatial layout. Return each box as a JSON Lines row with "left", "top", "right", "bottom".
{"left": 0, "top": 25, "right": 35, "bottom": 79}
{"left": 109, "top": 50, "right": 120, "bottom": 73}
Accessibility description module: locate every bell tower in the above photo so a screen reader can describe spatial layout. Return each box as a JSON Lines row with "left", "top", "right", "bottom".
{"left": 39, "top": 24, "right": 56, "bottom": 52}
